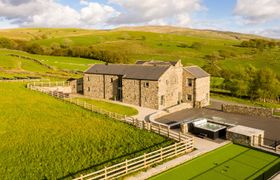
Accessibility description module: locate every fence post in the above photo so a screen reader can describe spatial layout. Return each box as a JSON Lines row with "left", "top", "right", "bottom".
{"left": 125, "top": 159, "right": 128, "bottom": 174}
{"left": 175, "top": 143, "right": 177, "bottom": 156}
{"left": 168, "top": 127, "right": 170, "bottom": 138}
{"left": 158, "top": 124, "right": 160, "bottom": 134}
{"left": 104, "top": 166, "right": 107, "bottom": 179}
{"left": 179, "top": 132, "right": 181, "bottom": 141}
{"left": 144, "top": 153, "right": 147, "bottom": 168}
{"left": 80, "top": 174, "right": 83, "bottom": 180}
{"left": 160, "top": 148, "right": 163, "bottom": 161}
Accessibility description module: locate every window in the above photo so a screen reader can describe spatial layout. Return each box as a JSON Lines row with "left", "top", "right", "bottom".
{"left": 111, "top": 78, "right": 114, "bottom": 83}
{"left": 87, "top": 76, "right": 90, "bottom": 81}
{"left": 174, "top": 77, "right": 177, "bottom": 84}
{"left": 187, "top": 79, "right": 192, "bottom": 87}
{"left": 144, "top": 82, "right": 149, "bottom": 88}
{"left": 87, "top": 87, "right": 90, "bottom": 92}
{"left": 187, "top": 94, "right": 192, "bottom": 101}
{"left": 160, "top": 95, "right": 165, "bottom": 106}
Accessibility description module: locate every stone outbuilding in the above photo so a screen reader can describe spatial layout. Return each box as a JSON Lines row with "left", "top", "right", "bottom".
{"left": 226, "top": 125, "right": 264, "bottom": 146}
{"left": 75, "top": 60, "right": 210, "bottom": 110}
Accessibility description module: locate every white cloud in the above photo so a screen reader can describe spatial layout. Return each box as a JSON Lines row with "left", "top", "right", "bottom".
{"left": 0, "top": 0, "right": 204, "bottom": 28}
{"left": 0, "top": 0, "right": 119, "bottom": 28}
{"left": 80, "top": 2, "right": 119, "bottom": 26}
{"left": 108, "top": 0, "right": 204, "bottom": 26}
{"left": 251, "top": 28, "right": 280, "bottom": 39}
{"left": 234, "top": 0, "right": 280, "bottom": 24}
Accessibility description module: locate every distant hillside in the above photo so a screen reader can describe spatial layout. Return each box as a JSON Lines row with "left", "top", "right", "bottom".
{"left": 0, "top": 26, "right": 280, "bottom": 77}
{"left": 115, "top": 26, "right": 268, "bottom": 41}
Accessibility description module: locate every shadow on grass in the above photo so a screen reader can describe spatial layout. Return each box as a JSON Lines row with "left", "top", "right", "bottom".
{"left": 57, "top": 140, "right": 172, "bottom": 180}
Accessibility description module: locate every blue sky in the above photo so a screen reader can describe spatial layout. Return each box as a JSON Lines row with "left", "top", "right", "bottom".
{"left": 0, "top": 0, "right": 280, "bottom": 38}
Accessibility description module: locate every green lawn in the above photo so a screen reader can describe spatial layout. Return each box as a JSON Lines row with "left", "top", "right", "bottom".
{"left": 0, "top": 82, "right": 171, "bottom": 179}
{"left": 150, "top": 143, "right": 280, "bottom": 180}
{"left": 211, "top": 93, "right": 280, "bottom": 109}
{"left": 74, "top": 97, "right": 138, "bottom": 116}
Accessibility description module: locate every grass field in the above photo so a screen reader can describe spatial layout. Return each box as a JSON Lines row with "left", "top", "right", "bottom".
{"left": 1, "top": 27, "right": 280, "bottom": 76}
{"left": 0, "top": 82, "right": 172, "bottom": 179}
{"left": 74, "top": 97, "right": 138, "bottom": 116}
{"left": 151, "top": 143, "right": 280, "bottom": 180}
{"left": 211, "top": 93, "right": 280, "bottom": 109}
{"left": 0, "top": 48, "right": 103, "bottom": 79}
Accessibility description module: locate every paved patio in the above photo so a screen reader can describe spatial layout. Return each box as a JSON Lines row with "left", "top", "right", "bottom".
{"left": 157, "top": 107, "right": 280, "bottom": 140}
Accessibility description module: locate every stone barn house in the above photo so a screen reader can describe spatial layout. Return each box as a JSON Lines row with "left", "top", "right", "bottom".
{"left": 71, "top": 60, "right": 210, "bottom": 110}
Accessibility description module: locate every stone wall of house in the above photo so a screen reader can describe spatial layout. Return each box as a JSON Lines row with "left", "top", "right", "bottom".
{"left": 182, "top": 70, "right": 210, "bottom": 108}
{"left": 222, "top": 104, "right": 273, "bottom": 117}
{"left": 141, "top": 80, "right": 159, "bottom": 109}
{"left": 69, "top": 80, "right": 77, "bottom": 93}
{"left": 158, "top": 67, "right": 183, "bottom": 110}
{"left": 104, "top": 75, "right": 118, "bottom": 100}
{"left": 69, "top": 78, "right": 83, "bottom": 94}
{"left": 83, "top": 74, "right": 104, "bottom": 98}
{"left": 122, "top": 79, "right": 140, "bottom": 107}
{"left": 195, "top": 76, "right": 210, "bottom": 108}
{"left": 182, "top": 70, "right": 194, "bottom": 106}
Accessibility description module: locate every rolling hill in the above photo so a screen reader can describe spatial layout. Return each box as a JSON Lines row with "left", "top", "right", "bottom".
{"left": 0, "top": 26, "right": 280, "bottom": 78}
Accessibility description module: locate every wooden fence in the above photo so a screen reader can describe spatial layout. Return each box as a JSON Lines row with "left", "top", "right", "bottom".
{"left": 28, "top": 85, "right": 70, "bottom": 99}
{"left": 27, "top": 82, "right": 194, "bottom": 180}
{"left": 74, "top": 139, "right": 193, "bottom": 180}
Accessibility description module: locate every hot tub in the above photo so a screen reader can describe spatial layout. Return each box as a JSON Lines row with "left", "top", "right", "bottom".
{"left": 191, "top": 119, "right": 227, "bottom": 139}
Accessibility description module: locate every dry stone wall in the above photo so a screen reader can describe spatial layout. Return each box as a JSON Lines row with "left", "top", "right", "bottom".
{"left": 222, "top": 104, "right": 273, "bottom": 117}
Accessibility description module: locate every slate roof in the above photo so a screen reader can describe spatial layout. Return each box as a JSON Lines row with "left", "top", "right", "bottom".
{"left": 184, "top": 66, "right": 209, "bottom": 78}
{"left": 135, "top": 60, "right": 178, "bottom": 66}
{"left": 85, "top": 64, "right": 170, "bottom": 80}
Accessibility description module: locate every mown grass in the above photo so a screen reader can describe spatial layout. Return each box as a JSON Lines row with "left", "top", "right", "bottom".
{"left": 151, "top": 143, "right": 280, "bottom": 180}
{"left": 211, "top": 93, "right": 280, "bottom": 109}
{"left": 74, "top": 97, "right": 138, "bottom": 116}
{"left": 0, "top": 82, "right": 172, "bottom": 179}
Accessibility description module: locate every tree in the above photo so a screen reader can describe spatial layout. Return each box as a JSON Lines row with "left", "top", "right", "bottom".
{"left": 0, "top": 38, "right": 16, "bottom": 49}
{"left": 249, "top": 68, "right": 280, "bottom": 102}
{"left": 191, "top": 42, "right": 202, "bottom": 50}
{"left": 202, "top": 54, "right": 221, "bottom": 77}
{"left": 25, "top": 43, "right": 44, "bottom": 54}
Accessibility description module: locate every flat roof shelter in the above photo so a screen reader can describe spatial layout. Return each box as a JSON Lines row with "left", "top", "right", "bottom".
{"left": 226, "top": 125, "right": 264, "bottom": 146}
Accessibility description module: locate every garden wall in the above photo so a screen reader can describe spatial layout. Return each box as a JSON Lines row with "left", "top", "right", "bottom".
{"left": 222, "top": 104, "right": 273, "bottom": 117}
